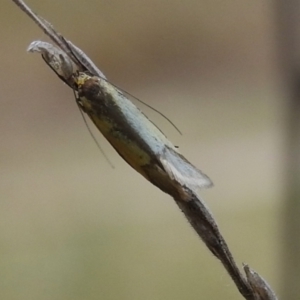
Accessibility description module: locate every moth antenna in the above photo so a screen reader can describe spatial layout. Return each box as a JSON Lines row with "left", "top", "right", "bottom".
{"left": 74, "top": 92, "right": 115, "bottom": 169}
{"left": 103, "top": 79, "right": 183, "bottom": 135}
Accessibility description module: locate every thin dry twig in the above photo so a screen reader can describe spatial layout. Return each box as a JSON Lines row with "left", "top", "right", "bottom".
{"left": 11, "top": 1, "right": 278, "bottom": 299}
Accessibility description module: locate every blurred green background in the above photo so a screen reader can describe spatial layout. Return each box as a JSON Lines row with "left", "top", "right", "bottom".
{"left": 0, "top": 0, "right": 286, "bottom": 299}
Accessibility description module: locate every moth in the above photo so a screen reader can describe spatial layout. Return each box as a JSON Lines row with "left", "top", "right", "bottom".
{"left": 13, "top": 0, "right": 213, "bottom": 220}
{"left": 24, "top": 20, "right": 213, "bottom": 201}
{"left": 12, "top": 4, "right": 279, "bottom": 300}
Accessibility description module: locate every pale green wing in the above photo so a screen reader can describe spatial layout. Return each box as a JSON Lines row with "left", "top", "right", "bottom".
{"left": 160, "top": 146, "right": 213, "bottom": 192}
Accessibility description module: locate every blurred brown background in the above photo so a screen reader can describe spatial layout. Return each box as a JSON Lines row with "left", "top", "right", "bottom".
{"left": 0, "top": 0, "right": 292, "bottom": 299}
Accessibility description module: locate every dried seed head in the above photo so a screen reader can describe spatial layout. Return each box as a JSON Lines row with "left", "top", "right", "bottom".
{"left": 27, "top": 40, "right": 75, "bottom": 85}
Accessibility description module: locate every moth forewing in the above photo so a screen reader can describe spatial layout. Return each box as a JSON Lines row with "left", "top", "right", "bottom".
{"left": 75, "top": 73, "right": 213, "bottom": 196}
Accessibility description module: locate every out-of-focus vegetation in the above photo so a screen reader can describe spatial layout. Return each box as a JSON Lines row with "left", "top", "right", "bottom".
{"left": 0, "top": 1, "right": 286, "bottom": 299}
